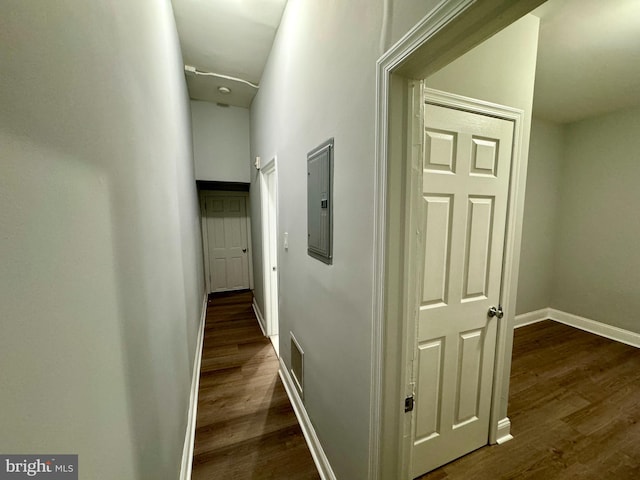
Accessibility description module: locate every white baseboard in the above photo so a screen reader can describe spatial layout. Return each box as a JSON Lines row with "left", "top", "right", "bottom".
{"left": 252, "top": 298, "right": 267, "bottom": 337}
{"left": 515, "top": 307, "right": 640, "bottom": 349}
{"left": 278, "top": 357, "right": 336, "bottom": 480}
{"left": 548, "top": 308, "right": 640, "bottom": 348}
{"left": 514, "top": 308, "right": 550, "bottom": 328}
{"left": 180, "top": 293, "right": 208, "bottom": 480}
{"left": 495, "top": 417, "right": 513, "bottom": 444}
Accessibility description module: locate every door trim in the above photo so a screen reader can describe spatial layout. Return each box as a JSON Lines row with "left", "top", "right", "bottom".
{"left": 260, "top": 157, "right": 280, "bottom": 339}
{"left": 199, "top": 190, "right": 254, "bottom": 294}
{"left": 371, "top": 1, "right": 541, "bottom": 477}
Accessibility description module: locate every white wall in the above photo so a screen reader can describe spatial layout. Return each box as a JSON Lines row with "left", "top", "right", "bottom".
{"left": 516, "top": 118, "right": 564, "bottom": 314}
{"left": 191, "top": 100, "right": 250, "bottom": 182}
{"left": 425, "top": 15, "right": 539, "bottom": 122}
{"left": 249, "top": 1, "right": 450, "bottom": 478}
{"left": 0, "top": 1, "right": 205, "bottom": 478}
{"left": 250, "top": 2, "right": 538, "bottom": 477}
{"left": 551, "top": 106, "right": 640, "bottom": 332}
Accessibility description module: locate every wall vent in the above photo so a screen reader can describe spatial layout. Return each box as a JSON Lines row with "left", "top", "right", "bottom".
{"left": 290, "top": 332, "right": 304, "bottom": 398}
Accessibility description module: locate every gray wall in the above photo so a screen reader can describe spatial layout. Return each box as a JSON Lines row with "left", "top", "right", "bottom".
{"left": 517, "top": 107, "right": 640, "bottom": 334}
{"left": 0, "top": 1, "right": 205, "bottom": 478}
{"left": 516, "top": 118, "right": 564, "bottom": 314}
{"left": 551, "top": 106, "right": 640, "bottom": 332}
{"left": 425, "top": 15, "right": 540, "bottom": 115}
{"left": 249, "top": 2, "right": 539, "bottom": 477}
{"left": 191, "top": 100, "right": 250, "bottom": 182}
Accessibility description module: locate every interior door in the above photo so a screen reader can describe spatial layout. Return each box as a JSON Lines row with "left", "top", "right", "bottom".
{"left": 409, "top": 102, "right": 514, "bottom": 478}
{"left": 261, "top": 161, "right": 280, "bottom": 354}
{"left": 266, "top": 169, "right": 279, "bottom": 338}
{"left": 204, "top": 195, "right": 250, "bottom": 293}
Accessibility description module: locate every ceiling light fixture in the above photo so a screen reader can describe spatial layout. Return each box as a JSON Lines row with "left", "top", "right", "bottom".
{"left": 218, "top": 86, "right": 231, "bottom": 94}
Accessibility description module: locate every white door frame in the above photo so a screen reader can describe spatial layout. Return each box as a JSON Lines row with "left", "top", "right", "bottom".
{"left": 260, "top": 157, "right": 280, "bottom": 340}
{"left": 370, "top": 0, "right": 543, "bottom": 478}
{"left": 200, "top": 190, "right": 254, "bottom": 294}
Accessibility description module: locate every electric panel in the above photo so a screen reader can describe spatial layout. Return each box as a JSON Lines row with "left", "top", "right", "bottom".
{"left": 307, "top": 138, "right": 334, "bottom": 264}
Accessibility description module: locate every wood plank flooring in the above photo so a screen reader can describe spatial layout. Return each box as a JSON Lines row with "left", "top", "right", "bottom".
{"left": 418, "top": 320, "right": 640, "bottom": 479}
{"left": 192, "top": 290, "right": 319, "bottom": 480}
{"left": 192, "top": 295, "right": 640, "bottom": 479}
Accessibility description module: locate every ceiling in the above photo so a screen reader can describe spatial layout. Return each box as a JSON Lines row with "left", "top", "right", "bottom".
{"left": 171, "top": 0, "right": 640, "bottom": 120}
{"left": 171, "top": 0, "right": 287, "bottom": 108}
{"left": 532, "top": 0, "right": 640, "bottom": 124}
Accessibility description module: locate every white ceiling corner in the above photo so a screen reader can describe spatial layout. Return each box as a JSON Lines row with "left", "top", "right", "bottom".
{"left": 532, "top": 0, "right": 640, "bottom": 124}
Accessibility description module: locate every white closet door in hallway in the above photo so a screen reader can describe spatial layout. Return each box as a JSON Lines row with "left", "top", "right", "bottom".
{"left": 409, "top": 99, "right": 515, "bottom": 478}
{"left": 201, "top": 192, "right": 252, "bottom": 293}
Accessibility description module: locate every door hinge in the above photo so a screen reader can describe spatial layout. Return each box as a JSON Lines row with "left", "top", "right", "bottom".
{"left": 404, "top": 395, "right": 414, "bottom": 413}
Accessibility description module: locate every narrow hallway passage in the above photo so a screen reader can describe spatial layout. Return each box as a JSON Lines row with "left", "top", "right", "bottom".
{"left": 192, "top": 291, "right": 320, "bottom": 479}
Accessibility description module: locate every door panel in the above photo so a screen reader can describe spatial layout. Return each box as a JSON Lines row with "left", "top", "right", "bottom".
{"left": 454, "top": 329, "right": 483, "bottom": 426}
{"left": 204, "top": 195, "right": 250, "bottom": 293}
{"left": 410, "top": 102, "right": 514, "bottom": 478}
{"left": 425, "top": 129, "right": 457, "bottom": 173}
{"left": 463, "top": 196, "right": 494, "bottom": 300}
{"left": 422, "top": 195, "right": 453, "bottom": 307}
{"left": 212, "top": 258, "right": 227, "bottom": 291}
{"left": 415, "top": 339, "right": 444, "bottom": 442}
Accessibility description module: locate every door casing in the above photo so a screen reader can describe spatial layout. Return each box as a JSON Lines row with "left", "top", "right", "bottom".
{"left": 372, "top": 0, "right": 542, "bottom": 478}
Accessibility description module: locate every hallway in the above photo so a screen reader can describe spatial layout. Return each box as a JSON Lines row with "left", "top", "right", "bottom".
{"left": 192, "top": 291, "right": 319, "bottom": 479}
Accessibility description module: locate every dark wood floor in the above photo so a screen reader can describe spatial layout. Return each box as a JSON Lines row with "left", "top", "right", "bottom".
{"left": 192, "top": 295, "right": 640, "bottom": 479}
{"left": 192, "top": 290, "right": 319, "bottom": 480}
{"left": 419, "top": 320, "right": 640, "bottom": 479}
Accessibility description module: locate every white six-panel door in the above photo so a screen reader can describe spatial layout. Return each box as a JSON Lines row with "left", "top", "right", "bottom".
{"left": 203, "top": 194, "right": 250, "bottom": 293}
{"left": 261, "top": 159, "right": 280, "bottom": 346}
{"left": 410, "top": 102, "right": 514, "bottom": 478}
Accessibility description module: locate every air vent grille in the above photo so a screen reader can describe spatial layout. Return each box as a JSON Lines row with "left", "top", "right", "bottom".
{"left": 290, "top": 333, "right": 304, "bottom": 398}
